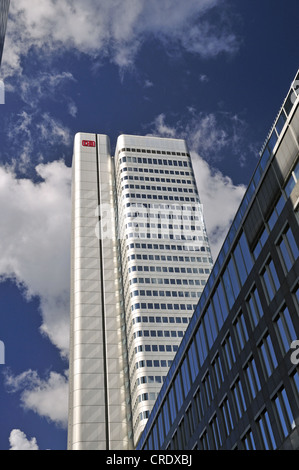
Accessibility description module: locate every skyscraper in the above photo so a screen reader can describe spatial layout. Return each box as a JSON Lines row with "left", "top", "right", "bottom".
{"left": 0, "top": 0, "right": 10, "bottom": 67}
{"left": 137, "top": 68, "right": 299, "bottom": 451}
{"left": 68, "top": 134, "right": 213, "bottom": 450}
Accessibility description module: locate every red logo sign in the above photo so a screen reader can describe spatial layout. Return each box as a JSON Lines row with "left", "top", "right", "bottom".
{"left": 82, "top": 140, "right": 96, "bottom": 147}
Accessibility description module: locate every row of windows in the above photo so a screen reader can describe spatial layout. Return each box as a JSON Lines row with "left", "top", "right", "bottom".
{"left": 129, "top": 343, "right": 179, "bottom": 372}
{"left": 202, "top": 376, "right": 298, "bottom": 450}
{"left": 132, "top": 375, "right": 167, "bottom": 405}
{"left": 123, "top": 192, "right": 198, "bottom": 203}
{"left": 249, "top": 79, "right": 298, "bottom": 196}
{"left": 119, "top": 156, "right": 192, "bottom": 169}
{"left": 122, "top": 180, "right": 194, "bottom": 189}
{"left": 127, "top": 254, "right": 210, "bottom": 264}
{"left": 132, "top": 329, "right": 184, "bottom": 340}
{"left": 125, "top": 212, "right": 201, "bottom": 222}
{"left": 135, "top": 375, "right": 166, "bottom": 386}
{"left": 119, "top": 164, "right": 192, "bottom": 176}
{"left": 253, "top": 161, "right": 298, "bottom": 261}
{"left": 125, "top": 226, "right": 204, "bottom": 240}
{"left": 125, "top": 231, "right": 204, "bottom": 243}
{"left": 133, "top": 392, "right": 160, "bottom": 429}
{"left": 118, "top": 147, "right": 190, "bottom": 157}
{"left": 132, "top": 316, "right": 189, "bottom": 325}
{"left": 127, "top": 314, "right": 190, "bottom": 344}
{"left": 126, "top": 241, "right": 211, "bottom": 253}
{"left": 134, "top": 358, "right": 173, "bottom": 370}
{"left": 253, "top": 194, "right": 285, "bottom": 258}
{"left": 123, "top": 186, "right": 195, "bottom": 195}
{"left": 195, "top": 133, "right": 297, "bottom": 329}
{"left": 130, "top": 302, "right": 196, "bottom": 312}
{"left": 126, "top": 222, "right": 202, "bottom": 231}
{"left": 197, "top": 378, "right": 297, "bottom": 450}
{"left": 120, "top": 170, "right": 193, "bottom": 183}
{"left": 141, "top": 297, "right": 298, "bottom": 449}
{"left": 130, "top": 289, "right": 202, "bottom": 298}
{"left": 133, "top": 343, "right": 179, "bottom": 354}
{"left": 124, "top": 201, "right": 199, "bottom": 212}
{"left": 129, "top": 277, "right": 206, "bottom": 287}
{"left": 128, "top": 264, "right": 210, "bottom": 273}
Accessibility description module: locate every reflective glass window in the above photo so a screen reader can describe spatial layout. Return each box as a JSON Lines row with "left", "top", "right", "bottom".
{"left": 213, "top": 354, "right": 224, "bottom": 389}
{"left": 194, "top": 386, "right": 204, "bottom": 421}
{"left": 259, "top": 333, "right": 278, "bottom": 378}
{"left": 195, "top": 322, "right": 208, "bottom": 365}
{"left": 152, "top": 423, "right": 159, "bottom": 450}
{"left": 261, "top": 258, "right": 280, "bottom": 302}
{"left": 216, "top": 281, "right": 229, "bottom": 321}
{"left": 162, "top": 400, "right": 170, "bottom": 436}
{"left": 257, "top": 410, "right": 276, "bottom": 450}
{"left": 168, "top": 387, "right": 177, "bottom": 424}
{"left": 273, "top": 388, "right": 295, "bottom": 439}
{"left": 232, "top": 378, "right": 246, "bottom": 418}
{"left": 188, "top": 341, "right": 199, "bottom": 382}
{"left": 275, "top": 111, "right": 286, "bottom": 134}
{"left": 174, "top": 374, "right": 184, "bottom": 411}
{"left": 242, "top": 429, "right": 256, "bottom": 450}
{"left": 239, "top": 232, "right": 253, "bottom": 273}
{"left": 158, "top": 412, "right": 164, "bottom": 445}
{"left": 227, "top": 257, "right": 240, "bottom": 299}
{"left": 221, "top": 397, "right": 234, "bottom": 437}
{"left": 222, "top": 334, "right": 236, "bottom": 371}
{"left": 199, "top": 430, "right": 210, "bottom": 450}
{"left": 268, "top": 131, "right": 277, "bottom": 152}
{"left": 275, "top": 306, "right": 297, "bottom": 354}
{"left": 233, "top": 243, "right": 247, "bottom": 285}
{"left": 247, "top": 286, "right": 264, "bottom": 328}
{"left": 210, "top": 414, "right": 222, "bottom": 449}
{"left": 244, "top": 357, "right": 261, "bottom": 399}
{"left": 234, "top": 311, "right": 249, "bottom": 351}
{"left": 181, "top": 357, "right": 191, "bottom": 397}
{"left": 222, "top": 267, "right": 235, "bottom": 308}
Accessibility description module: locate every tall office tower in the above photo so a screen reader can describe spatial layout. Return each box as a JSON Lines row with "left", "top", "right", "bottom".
{"left": 68, "top": 133, "right": 213, "bottom": 450}
{"left": 0, "top": 0, "right": 10, "bottom": 67}
{"left": 137, "top": 69, "right": 299, "bottom": 451}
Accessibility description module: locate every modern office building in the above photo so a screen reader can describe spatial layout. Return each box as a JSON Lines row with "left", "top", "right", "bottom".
{"left": 137, "top": 69, "right": 299, "bottom": 451}
{"left": 68, "top": 134, "right": 213, "bottom": 450}
{"left": 0, "top": 0, "right": 10, "bottom": 67}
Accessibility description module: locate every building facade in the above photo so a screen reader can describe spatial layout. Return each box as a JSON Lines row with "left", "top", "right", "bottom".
{"left": 137, "top": 70, "right": 299, "bottom": 451}
{"left": 68, "top": 134, "right": 213, "bottom": 450}
{"left": 0, "top": 0, "right": 9, "bottom": 67}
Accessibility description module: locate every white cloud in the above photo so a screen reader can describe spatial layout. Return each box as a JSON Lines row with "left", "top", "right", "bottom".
{"left": 151, "top": 111, "right": 251, "bottom": 163}
{"left": 2, "top": 0, "right": 238, "bottom": 77}
{"left": 0, "top": 161, "right": 72, "bottom": 356}
{"left": 17, "top": 71, "right": 76, "bottom": 107}
{"left": 68, "top": 101, "right": 78, "bottom": 118}
{"left": 5, "top": 111, "right": 71, "bottom": 173}
{"left": 9, "top": 429, "right": 39, "bottom": 451}
{"left": 149, "top": 113, "right": 247, "bottom": 258}
{"left": 5, "top": 369, "right": 68, "bottom": 428}
{"left": 191, "top": 152, "right": 246, "bottom": 259}
{"left": 199, "top": 74, "right": 209, "bottom": 82}
{"left": 37, "top": 113, "right": 71, "bottom": 146}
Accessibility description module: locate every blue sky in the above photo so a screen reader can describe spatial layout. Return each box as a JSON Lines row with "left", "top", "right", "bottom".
{"left": 0, "top": 0, "right": 298, "bottom": 450}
